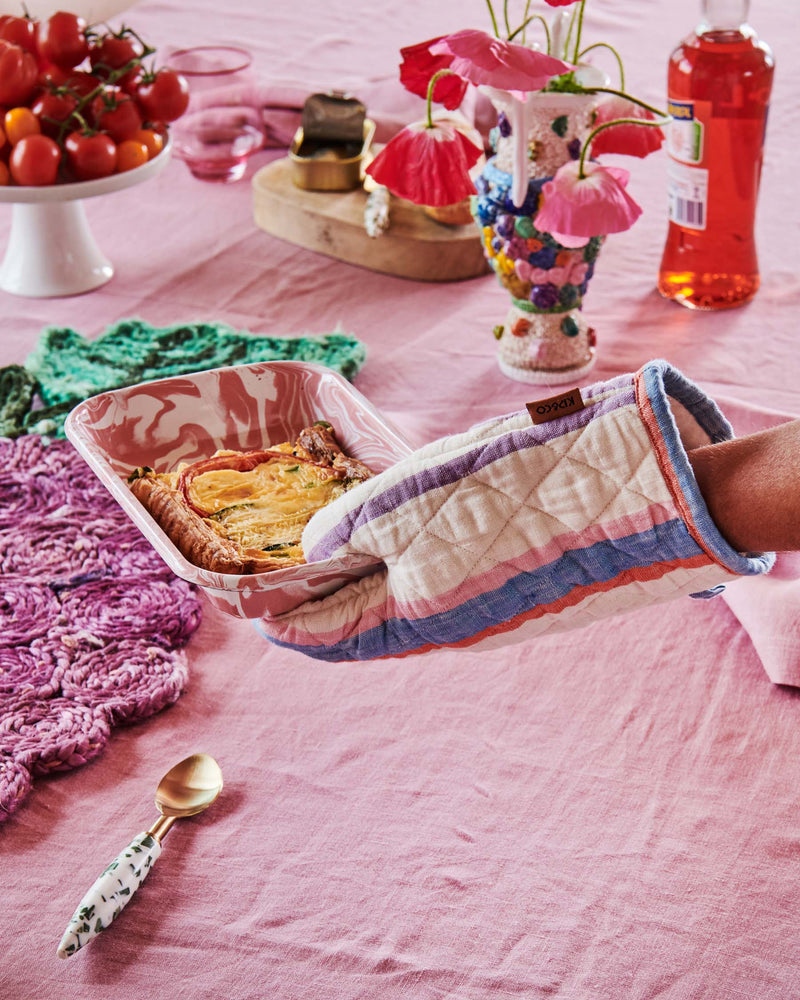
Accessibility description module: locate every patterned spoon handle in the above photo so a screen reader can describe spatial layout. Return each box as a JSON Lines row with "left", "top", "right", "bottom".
{"left": 57, "top": 831, "right": 162, "bottom": 959}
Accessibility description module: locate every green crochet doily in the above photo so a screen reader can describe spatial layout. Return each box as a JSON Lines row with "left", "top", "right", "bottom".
{"left": 0, "top": 319, "right": 367, "bottom": 438}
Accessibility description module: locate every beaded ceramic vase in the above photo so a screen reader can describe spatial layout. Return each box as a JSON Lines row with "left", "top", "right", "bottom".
{"left": 473, "top": 91, "right": 603, "bottom": 384}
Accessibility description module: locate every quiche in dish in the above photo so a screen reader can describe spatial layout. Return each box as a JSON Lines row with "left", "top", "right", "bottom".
{"left": 128, "top": 420, "right": 373, "bottom": 575}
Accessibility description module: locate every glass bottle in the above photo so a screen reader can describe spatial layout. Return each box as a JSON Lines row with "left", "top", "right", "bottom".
{"left": 657, "top": 0, "right": 774, "bottom": 310}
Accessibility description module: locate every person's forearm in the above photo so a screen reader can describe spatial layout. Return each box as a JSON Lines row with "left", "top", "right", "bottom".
{"left": 688, "top": 420, "right": 800, "bottom": 553}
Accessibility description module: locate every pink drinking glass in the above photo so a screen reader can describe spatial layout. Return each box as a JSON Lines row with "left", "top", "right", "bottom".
{"left": 165, "top": 46, "right": 264, "bottom": 182}
{"left": 171, "top": 106, "right": 265, "bottom": 182}
{"left": 165, "top": 45, "right": 255, "bottom": 103}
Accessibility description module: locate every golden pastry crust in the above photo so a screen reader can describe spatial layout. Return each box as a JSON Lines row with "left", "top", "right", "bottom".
{"left": 129, "top": 421, "right": 372, "bottom": 575}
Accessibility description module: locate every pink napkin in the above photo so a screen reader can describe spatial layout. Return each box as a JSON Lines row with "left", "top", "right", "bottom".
{"left": 724, "top": 551, "right": 800, "bottom": 686}
{"left": 713, "top": 393, "right": 800, "bottom": 686}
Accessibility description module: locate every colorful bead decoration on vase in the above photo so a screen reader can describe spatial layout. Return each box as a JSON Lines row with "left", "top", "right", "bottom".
{"left": 472, "top": 92, "right": 604, "bottom": 384}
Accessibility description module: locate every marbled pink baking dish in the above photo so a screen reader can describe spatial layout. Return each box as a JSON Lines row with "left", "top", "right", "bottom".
{"left": 65, "top": 361, "right": 412, "bottom": 618}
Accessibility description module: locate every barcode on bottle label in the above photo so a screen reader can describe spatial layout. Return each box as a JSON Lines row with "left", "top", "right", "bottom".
{"left": 666, "top": 161, "right": 709, "bottom": 231}
{"left": 672, "top": 196, "right": 705, "bottom": 227}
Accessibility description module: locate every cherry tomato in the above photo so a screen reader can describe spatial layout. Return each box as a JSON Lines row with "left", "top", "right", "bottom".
{"left": 0, "top": 160, "right": 9, "bottom": 185}
{"left": 65, "top": 129, "right": 117, "bottom": 180}
{"left": 129, "top": 127, "right": 163, "bottom": 159}
{"left": 115, "top": 138, "right": 148, "bottom": 172}
{"left": 4, "top": 107, "right": 40, "bottom": 145}
{"left": 0, "top": 39, "right": 38, "bottom": 107}
{"left": 38, "top": 64, "right": 98, "bottom": 98}
{"left": 9, "top": 133, "right": 60, "bottom": 185}
{"left": 38, "top": 11, "right": 88, "bottom": 70}
{"left": 91, "top": 88, "right": 142, "bottom": 142}
{"left": 89, "top": 33, "right": 141, "bottom": 89}
{"left": 135, "top": 68, "right": 189, "bottom": 123}
{"left": 0, "top": 15, "right": 38, "bottom": 54}
{"left": 31, "top": 89, "right": 78, "bottom": 139}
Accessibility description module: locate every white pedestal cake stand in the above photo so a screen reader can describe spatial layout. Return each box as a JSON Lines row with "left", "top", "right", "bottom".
{"left": 0, "top": 136, "right": 172, "bottom": 298}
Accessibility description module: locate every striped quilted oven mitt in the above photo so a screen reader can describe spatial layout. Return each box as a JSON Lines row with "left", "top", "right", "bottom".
{"left": 257, "top": 361, "right": 774, "bottom": 661}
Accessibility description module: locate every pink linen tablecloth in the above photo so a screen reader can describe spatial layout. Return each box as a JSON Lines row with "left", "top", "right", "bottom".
{"left": 3, "top": 1, "right": 800, "bottom": 997}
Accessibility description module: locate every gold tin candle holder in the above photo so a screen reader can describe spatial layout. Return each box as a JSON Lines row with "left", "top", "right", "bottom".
{"left": 290, "top": 119, "right": 376, "bottom": 192}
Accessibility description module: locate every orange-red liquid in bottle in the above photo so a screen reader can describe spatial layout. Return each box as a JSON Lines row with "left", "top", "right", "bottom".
{"left": 658, "top": 0, "right": 774, "bottom": 309}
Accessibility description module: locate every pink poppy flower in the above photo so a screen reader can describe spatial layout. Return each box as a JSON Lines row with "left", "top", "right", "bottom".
{"left": 399, "top": 36, "right": 469, "bottom": 111}
{"left": 590, "top": 95, "right": 665, "bottom": 158}
{"left": 365, "top": 119, "right": 482, "bottom": 207}
{"left": 534, "top": 160, "right": 642, "bottom": 247}
{"left": 430, "top": 30, "right": 571, "bottom": 97}
{"left": 544, "top": 0, "right": 582, "bottom": 5}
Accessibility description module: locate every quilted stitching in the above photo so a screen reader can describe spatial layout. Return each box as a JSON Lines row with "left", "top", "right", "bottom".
{"left": 259, "top": 364, "right": 772, "bottom": 662}
{"left": 384, "top": 405, "right": 674, "bottom": 603}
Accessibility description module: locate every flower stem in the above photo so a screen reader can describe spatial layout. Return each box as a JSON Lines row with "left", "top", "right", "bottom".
{"left": 484, "top": 0, "right": 500, "bottom": 37}
{"left": 572, "top": 0, "right": 587, "bottom": 63}
{"left": 503, "top": 0, "right": 511, "bottom": 38}
{"left": 563, "top": 7, "right": 577, "bottom": 61}
{"left": 578, "top": 42, "right": 625, "bottom": 89}
{"left": 509, "top": 13, "right": 551, "bottom": 51}
{"left": 521, "top": 0, "right": 532, "bottom": 44}
{"left": 425, "top": 69, "right": 456, "bottom": 128}
{"left": 578, "top": 115, "right": 670, "bottom": 177}
{"left": 588, "top": 86, "right": 667, "bottom": 119}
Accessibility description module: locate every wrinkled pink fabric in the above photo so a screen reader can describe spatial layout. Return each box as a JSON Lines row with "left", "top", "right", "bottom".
{"left": 2, "top": 0, "right": 800, "bottom": 998}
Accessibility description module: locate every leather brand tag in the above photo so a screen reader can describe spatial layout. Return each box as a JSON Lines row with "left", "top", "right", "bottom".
{"left": 526, "top": 387, "right": 585, "bottom": 424}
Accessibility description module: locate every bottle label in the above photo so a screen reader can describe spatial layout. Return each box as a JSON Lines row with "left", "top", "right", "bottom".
{"left": 666, "top": 100, "right": 706, "bottom": 164}
{"left": 665, "top": 98, "right": 713, "bottom": 230}
{"left": 666, "top": 161, "right": 709, "bottom": 230}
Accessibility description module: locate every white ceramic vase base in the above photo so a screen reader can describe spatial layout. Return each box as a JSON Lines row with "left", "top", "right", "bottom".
{"left": 0, "top": 201, "right": 113, "bottom": 298}
{"left": 497, "top": 349, "right": 596, "bottom": 385}
{"left": 495, "top": 303, "right": 597, "bottom": 385}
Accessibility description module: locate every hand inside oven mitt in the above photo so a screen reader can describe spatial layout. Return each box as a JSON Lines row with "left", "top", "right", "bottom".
{"left": 256, "top": 361, "right": 776, "bottom": 662}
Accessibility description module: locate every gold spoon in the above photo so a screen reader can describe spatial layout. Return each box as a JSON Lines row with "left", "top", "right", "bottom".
{"left": 57, "top": 753, "right": 223, "bottom": 959}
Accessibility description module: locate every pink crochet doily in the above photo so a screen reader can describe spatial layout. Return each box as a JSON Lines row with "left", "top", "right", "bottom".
{"left": 0, "top": 435, "right": 202, "bottom": 821}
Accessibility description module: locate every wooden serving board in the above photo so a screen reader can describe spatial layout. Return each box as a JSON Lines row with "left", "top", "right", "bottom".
{"left": 252, "top": 157, "right": 490, "bottom": 282}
